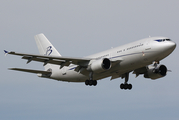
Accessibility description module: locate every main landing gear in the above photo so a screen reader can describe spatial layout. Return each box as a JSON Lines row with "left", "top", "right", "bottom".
{"left": 120, "top": 73, "right": 132, "bottom": 90}
{"left": 85, "top": 72, "right": 97, "bottom": 86}
{"left": 85, "top": 80, "right": 97, "bottom": 86}
{"left": 120, "top": 83, "right": 132, "bottom": 90}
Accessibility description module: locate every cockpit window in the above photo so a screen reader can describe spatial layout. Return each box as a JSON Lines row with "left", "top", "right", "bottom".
{"left": 155, "top": 39, "right": 171, "bottom": 42}
{"left": 166, "top": 39, "right": 171, "bottom": 41}
{"left": 155, "top": 39, "right": 163, "bottom": 42}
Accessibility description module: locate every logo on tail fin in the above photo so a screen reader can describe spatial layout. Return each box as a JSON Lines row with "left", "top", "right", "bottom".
{"left": 45, "top": 46, "right": 52, "bottom": 56}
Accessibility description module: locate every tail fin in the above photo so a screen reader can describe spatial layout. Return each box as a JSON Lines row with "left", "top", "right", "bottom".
{"left": 34, "top": 33, "right": 61, "bottom": 56}
{"left": 34, "top": 33, "right": 61, "bottom": 70}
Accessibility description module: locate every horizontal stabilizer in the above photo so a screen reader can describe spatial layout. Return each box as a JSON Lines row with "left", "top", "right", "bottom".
{"left": 9, "top": 68, "right": 51, "bottom": 74}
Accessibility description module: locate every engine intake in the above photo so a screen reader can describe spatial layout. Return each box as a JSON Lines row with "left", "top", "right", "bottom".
{"left": 87, "top": 58, "right": 111, "bottom": 73}
{"left": 144, "top": 64, "right": 167, "bottom": 80}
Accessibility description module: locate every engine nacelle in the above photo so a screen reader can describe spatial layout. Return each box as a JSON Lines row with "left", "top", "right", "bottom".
{"left": 87, "top": 58, "right": 111, "bottom": 73}
{"left": 144, "top": 64, "right": 167, "bottom": 80}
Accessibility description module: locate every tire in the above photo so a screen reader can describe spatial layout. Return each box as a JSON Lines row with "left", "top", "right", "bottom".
{"left": 120, "top": 83, "right": 124, "bottom": 89}
{"left": 89, "top": 80, "right": 93, "bottom": 86}
{"left": 128, "top": 84, "right": 132, "bottom": 90}
{"left": 93, "top": 80, "right": 97, "bottom": 86}
{"left": 85, "top": 80, "right": 89, "bottom": 85}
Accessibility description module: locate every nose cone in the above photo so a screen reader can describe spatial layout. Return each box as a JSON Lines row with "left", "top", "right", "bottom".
{"left": 162, "top": 41, "right": 176, "bottom": 57}
{"left": 168, "top": 41, "right": 176, "bottom": 52}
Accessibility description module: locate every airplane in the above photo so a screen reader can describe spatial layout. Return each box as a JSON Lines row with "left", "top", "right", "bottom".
{"left": 4, "top": 33, "right": 176, "bottom": 90}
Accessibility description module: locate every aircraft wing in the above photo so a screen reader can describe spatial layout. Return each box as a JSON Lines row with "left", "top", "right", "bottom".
{"left": 4, "top": 50, "right": 92, "bottom": 67}
{"left": 4, "top": 50, "right": 123, "bottom": 70}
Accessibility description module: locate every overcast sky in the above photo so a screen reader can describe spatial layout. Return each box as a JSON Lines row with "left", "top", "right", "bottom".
{"left": 1, "top": 0, "right": 179, "bottom": 120}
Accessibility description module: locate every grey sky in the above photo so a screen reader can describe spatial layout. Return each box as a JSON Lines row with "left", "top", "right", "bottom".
{"left": 1, "top": 0, "right": 179, "bottom": 120}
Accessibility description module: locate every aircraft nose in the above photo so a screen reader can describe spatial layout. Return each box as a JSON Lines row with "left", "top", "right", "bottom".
{"left": 169, "top": 41, "right": 176, "bottom": 50}
{"left": 165, "top": 41, "right": 176, "bottom": 54}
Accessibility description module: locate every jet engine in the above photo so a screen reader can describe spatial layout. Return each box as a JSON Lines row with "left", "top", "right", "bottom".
{"left": 87, "top": 58, "right": 111, "bottom": 73}
{"left": 144, "top": 64, "right": 167, "bottom": 80}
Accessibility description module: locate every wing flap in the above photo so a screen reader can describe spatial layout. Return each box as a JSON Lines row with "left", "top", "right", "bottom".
{"left": 21, "top": 56, "right": 65, "bottom": 65}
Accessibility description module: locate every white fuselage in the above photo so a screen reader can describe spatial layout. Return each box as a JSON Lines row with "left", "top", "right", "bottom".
{"left": 49, "top": 37, "right": 176, "bottom": 82}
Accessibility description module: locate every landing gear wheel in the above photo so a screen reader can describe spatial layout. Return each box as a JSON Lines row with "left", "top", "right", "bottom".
{"left": 124, "top": 84, "right": 128, "bottom": 90}
{"left": 128, "top": 84, "right": 132, "bottom": 90}
{"left": 89, "top": 80, "right": 93, "bottom": 86}
{"left": 85, "top": 80, "right": 89, "bottom": 85}
{"left": 85, "top": 80, "right": 97, "bottom": 86}
{"left": 120, "top": 83, "right": 132, "bottom": 90}
{"left": 120, "top": 83, "right": 124, "bottom": 89}
{"left": 93, "top": 80, "right": 97, "bottom": 86}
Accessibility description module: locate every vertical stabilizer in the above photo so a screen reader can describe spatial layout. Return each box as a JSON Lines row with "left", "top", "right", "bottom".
{"left": 34, "top": 33, "right": 61, "bottom": 70}
{"left": 34, "top": 33, "right": 61, "bottom": 56}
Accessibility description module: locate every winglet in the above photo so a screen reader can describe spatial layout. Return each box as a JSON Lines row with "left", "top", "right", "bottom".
{"left": 4, "top": 50, "right": 9, "bottom": 56}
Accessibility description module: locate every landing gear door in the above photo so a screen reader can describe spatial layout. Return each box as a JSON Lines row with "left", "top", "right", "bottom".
{"left": 62, "top": 67, "right": 67, "bottom": 75}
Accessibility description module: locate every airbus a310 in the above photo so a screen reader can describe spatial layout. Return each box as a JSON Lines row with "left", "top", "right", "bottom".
{"left": 4, "top": 33, "right": 176, "bottom": 90}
